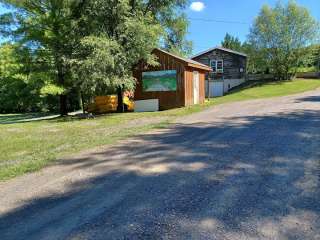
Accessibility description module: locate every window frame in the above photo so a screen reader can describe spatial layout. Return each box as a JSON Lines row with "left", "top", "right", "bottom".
{"left": 210, "top": 60, "right": 217, "bottom": 73}
{"left": 216, "top": 60, "right": 224, "bottom": 73}
{"left": 210, "top": 59, "right": 223, "bottom": 73}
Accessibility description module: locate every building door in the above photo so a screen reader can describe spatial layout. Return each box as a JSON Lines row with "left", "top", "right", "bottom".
{"left": 193, "top": 71, "right": 200, "bottom": 104}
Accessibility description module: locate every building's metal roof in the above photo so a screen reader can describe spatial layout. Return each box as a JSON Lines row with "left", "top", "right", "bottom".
{"left": 154, "top": 48, "right": 212, "bottom": 71}
{"left": 191, "top": 46, "right": 248, "bottom": 59}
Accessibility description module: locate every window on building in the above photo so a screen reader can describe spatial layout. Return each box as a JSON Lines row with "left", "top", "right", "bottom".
{"left": 217, "top": 60, "right": 223, "bottom": 73}
{"left": 210, "top": 60, "right": 223, "bottom": 73}
{"left": 210, "top": 60, "right": 216, "bottom": 73}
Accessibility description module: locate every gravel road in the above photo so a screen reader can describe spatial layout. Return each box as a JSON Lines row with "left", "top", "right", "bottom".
{"left": 1, "top": 89, "right": 320, "bottom": 240}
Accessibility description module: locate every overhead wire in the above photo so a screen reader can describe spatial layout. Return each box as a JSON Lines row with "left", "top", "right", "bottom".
{"left": 188, "top": 17, "right": 250, "bottom": 25}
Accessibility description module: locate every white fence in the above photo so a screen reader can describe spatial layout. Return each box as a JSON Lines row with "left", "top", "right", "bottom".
{"left": 206, "top": 78, "right": 246, "bottom": 97}
{"left": 206, "top": 81, "right": 223, "bottom": 97}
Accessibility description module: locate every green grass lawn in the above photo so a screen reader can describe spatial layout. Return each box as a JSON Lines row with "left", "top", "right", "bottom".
{"left": 209, "top": 78, "right": 320, "bottom": 106}
{"left": 1, "top": 78, "right": 319, "bottom": 181}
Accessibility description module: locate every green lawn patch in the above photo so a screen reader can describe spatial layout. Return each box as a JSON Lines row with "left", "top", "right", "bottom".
{"left": 209, "top": 78, "right": 320, "bottom": 106}
{"left": 1, "top": 78, "right": 319, "bottom": 181}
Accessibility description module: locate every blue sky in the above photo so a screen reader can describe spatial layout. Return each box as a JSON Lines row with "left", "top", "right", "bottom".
{"left": 187, "top": 0, "right": 320, "bottom": 54}
{"left": 1, "top": 1, "right": 319, "bottom": 54}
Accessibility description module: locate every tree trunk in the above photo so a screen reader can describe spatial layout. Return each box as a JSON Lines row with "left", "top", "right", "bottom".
{"left": 78, "top": 89, "right": 85, "bottom": 113}
{"left": 57, "top": 64, "right": 68, "bottom": 116}
{"left": 117, "top": 87, "right": 124, "bottom": 113}
{"left": 80, "top": 91, "right": 85, "bottom": 114}
{"left": 59, "top": 95, "right": 68, "bottom": 116}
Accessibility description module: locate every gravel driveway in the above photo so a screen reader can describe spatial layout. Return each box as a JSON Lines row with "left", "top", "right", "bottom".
{"left": 1, "top": 89, "right": 320, "bottom": 240}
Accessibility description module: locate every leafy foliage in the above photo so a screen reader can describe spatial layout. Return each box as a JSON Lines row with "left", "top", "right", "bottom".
{"left": 220, "top": 34, "right": 268, "bottom": 74}
{"left": 40, "top": 83, "right": 65, "bottom": 97}
{"left": 0, "top": 0, "right": 87, "bottom": 114}
{"left": 241, "top": 41, "right": 270, "bottom": 74}
{"left": 0, "top": 44, "right": 43, "bottom": 112}
{"left": 71, "top": 1, "right": 162, "bottom": 96}
{"left": 248, "top": 1, "right": 319, "bottom": 79}
{"left": 0, "top": 0, "right": 192, "bottom": 114}
{"left": 221, "top": 33, "right": 242, "bottom": 51}
{"left": 161, "top": 12, "right": 192, "bottom": 56}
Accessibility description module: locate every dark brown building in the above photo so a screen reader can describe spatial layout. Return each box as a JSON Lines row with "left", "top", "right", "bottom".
{"left": 191, "top": 47, "right": 247, "bottom": 97}
{"left": 134, "top": 48, "right": 212, "bottom": 110}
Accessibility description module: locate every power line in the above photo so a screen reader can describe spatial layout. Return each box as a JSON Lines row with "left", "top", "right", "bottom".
{"left": 188, "top": 17, "right": 250, "bottom": 25}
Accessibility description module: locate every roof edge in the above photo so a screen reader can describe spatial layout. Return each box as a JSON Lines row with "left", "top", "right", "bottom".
{"left": 191, "top": 46, "right": 247, "bottom": 59}
{"left": 154, "top": 48, "right": 212, "bottom": 71}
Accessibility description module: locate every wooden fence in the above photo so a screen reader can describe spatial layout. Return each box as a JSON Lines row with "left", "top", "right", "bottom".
{"left": 246, "top": 72, "right": 320, "bottom": 81}
{"left": 246, "top": 74, "right": 275, "bottom": 81}
{"left": 296, "top": 72, "right": 320, "bottom": 79}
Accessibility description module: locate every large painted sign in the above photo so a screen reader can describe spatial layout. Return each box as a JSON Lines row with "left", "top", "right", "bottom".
{"left": 142, "top": 70, "right": 177, "bottom": 92}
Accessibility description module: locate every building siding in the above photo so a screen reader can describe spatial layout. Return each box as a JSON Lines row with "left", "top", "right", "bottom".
{"left": 134, "top": 49, "right": 208, "bottom": 110}
{"left": 184, "top": 68, "right": 206, "bottom": 106}
{"left": 192, "top": 49, "right": 247, "bottom": 80}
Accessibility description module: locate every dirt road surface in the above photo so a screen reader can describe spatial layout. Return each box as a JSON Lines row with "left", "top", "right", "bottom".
{"left": 1, "top": 89, "right": 320, "bottom": 239}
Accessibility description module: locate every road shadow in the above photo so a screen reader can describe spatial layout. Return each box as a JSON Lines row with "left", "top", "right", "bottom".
{"left": 0, "top": 109, "right": 320, "bottom": 239}
{"left": 295, "top": 96, "right": 320, "bottom": 103}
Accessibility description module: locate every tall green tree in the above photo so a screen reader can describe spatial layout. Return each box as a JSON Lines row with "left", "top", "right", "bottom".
{"left": 248, "top": 1, "right": 319, "bottom": 80}
{"left": 295, "top": 44, "right": 320, "bottom": 72}
{"left": 221, "top": 33, "right": 242, "bottom": 51}
{"left": 126, "top": 0, "right": 192, "bottom": 56}
{"left": 0, "top": 43, "right": 60, "bottom": 112}
{"left": 310, "top": 45, "right": 320, "bottom": 72}
{"left": 71, "top": 0, "right": 162, "bottom": 104}
{"left": 241, "top": 41, "right": 270, "bottom": 74}
{"left": 0, "top": 0, "right": 85, "bottom": 115}
{"left": 0, "top": 0, "right": 192, "bottom": 114}
{"left": 0, "top": 43, "right": 31, "bottom": 112}
{"left": 68, "top": 0, "right": 192, "bottom": 111}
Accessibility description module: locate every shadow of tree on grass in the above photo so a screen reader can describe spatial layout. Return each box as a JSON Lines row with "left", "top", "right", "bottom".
{"left": 0, "top": 112, "right": 60, "bottom": 124}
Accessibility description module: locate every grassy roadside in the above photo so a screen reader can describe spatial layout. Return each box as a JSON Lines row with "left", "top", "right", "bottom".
{"left": 1, "top": 78, "right": 319, "bottom": 181}
{"left": 208, "top": 78, "right": 320, "bottom": 106}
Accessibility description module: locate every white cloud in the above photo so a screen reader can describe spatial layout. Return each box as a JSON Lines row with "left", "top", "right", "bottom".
{"left": 190, "top": 1, "right": 205, "bottom": 12}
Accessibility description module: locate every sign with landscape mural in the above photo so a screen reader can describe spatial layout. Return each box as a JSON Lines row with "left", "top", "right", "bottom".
{"left": 142, "top": 70, "right": 177, "bottom": 92}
